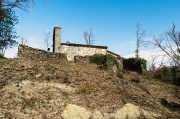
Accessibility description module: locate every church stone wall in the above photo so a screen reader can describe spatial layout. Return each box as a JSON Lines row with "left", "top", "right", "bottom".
{"left": 57, "top": 45, "right": 107, "bottom": 61}
{"left": 53, "top": 27, "right": 108, "bottom": 61}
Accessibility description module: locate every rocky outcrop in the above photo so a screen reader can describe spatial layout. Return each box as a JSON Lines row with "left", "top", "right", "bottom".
{"left": 90, "top": 110, "right": 104, "bottom": 119}
{"left": 61, "top": 103, "right": 160, "bottom": 119}
{"left": 61, "top": 104, "right": 91, "bottom": 119}
{"left": 115, "top": 103, "right": 158, "bottom": 119}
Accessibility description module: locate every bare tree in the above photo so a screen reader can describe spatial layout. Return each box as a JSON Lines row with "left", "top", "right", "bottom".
{"left": 83, "top": 26, "right": 95, "bottom": 45}
{"left": 135, "top": 21, "right": 147, "bottom": 59}
{"left": 147, "top": 54, "right": 167, "bottom": 72}
{"left": 0, "top": 0, "right": 48, "bottom": 21}
{"left": 19, "top": 35, "right": 27, "bottom": 45}
{"left": 1, "top": 0, "right": 35, "bottom": 12}
{"left": 147, "top": 23, "right": 180, "bottom": 66}
{"left": 41, "top": 30, "right": 51, "bottom": 51}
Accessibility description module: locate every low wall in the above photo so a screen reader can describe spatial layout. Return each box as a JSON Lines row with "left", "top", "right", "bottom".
{"left": 17, "top": 44, "right": 67, "bottom": 62}
{"left": 74, "top": 54, "right": 124, "bottom": 73}
{"left": 107, "top": 50, "right": 123, "bottom": 71}
{"left": 74, "top": 55, "right": 91, "bottom": 65}
{"left": 57, "top": 44, "right": 107, "bottom": 61}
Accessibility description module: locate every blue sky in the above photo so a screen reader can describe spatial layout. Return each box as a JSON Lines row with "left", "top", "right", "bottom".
{"left": 4, "top": 0, "right": 180, "bottom": 66}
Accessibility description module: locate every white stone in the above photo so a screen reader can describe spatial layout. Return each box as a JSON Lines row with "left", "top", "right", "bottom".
{"left": 61, "top": 104, "right": 91, "bottom": 119}
{"left": 58, "top": 45, "right": 107, "bottom": 61}
{"left": 91, "top": 110, "right": 104, "bottom": 119}
{"left": 36, "top": 74, "right": 41, "bottom": 78}
{"left": 115, "top": 103, "right": 158, "bottom": 119}
{"left": 0, "top": 112, "right": 4, "bottom": 118}
{"left": 104, "top": 113, "right": 115, "bottom": 119}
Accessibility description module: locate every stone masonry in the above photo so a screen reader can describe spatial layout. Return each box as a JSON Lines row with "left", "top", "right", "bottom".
{"left": 53, "top": 27, "right": 107, "bottom": 61}
{"left": 58, "top": 44, "right": 107, "bottom": 61}
{"left": 53, "top": 27, "right": 61, "bottom": 53}
{"left": 18, "top": 44, "right": 67, "bottom": 62}
{"left": 17, "top": 27, "right": 122, "bottom": 68}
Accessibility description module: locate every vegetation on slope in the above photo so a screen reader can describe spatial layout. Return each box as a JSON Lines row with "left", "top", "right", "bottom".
{"left": 0, "top": 58, "right": 180, "bottom": 118}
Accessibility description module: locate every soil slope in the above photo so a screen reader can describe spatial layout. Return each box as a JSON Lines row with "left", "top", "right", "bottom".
{"left": 0, "top": 58, "right": 180, "bottom": 118}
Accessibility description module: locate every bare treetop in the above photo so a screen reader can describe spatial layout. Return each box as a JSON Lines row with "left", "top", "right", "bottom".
{"left": 41, "top": 30, "right": 52, "bottom": 51}
{"left": 83, "top": 26, "right": 95, "bottom": 45}
{"left": 148, "top": 22, "right": 180, "bottom": 66}
{"left": 135, "top": 20, "right": 147, "bottom": 59}
{"left": 1, "top": 0, "right": 36, "bottom": 12}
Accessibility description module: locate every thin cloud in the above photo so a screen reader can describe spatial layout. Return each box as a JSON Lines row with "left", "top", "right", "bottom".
{"left": 4, "top": 47, "right": 18, "bottom": 58}
{"left": 108, "top": 41, "right": 136, "bottom": 56}
{"left": 123, "top": 48, "right": 174, "bottom": 70}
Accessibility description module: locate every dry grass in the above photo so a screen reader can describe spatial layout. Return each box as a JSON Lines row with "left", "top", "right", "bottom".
{"left": 0, "top": 58, "right": 180, "bottom": 118}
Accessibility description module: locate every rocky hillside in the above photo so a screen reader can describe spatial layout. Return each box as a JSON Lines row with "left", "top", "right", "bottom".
{"left": 0, "top": 58, "right": 180, "bottom": 118}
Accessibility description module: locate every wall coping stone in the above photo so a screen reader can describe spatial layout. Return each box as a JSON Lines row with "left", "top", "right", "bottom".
{"left": 61, "top": 43, "right": 108, "bottom": 49}
{"left": 107, "top": 50, "right": 121, "bottom": 59}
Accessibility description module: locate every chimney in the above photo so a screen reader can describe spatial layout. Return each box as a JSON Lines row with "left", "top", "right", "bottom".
{"left": 66, "top": 41, "right": 70, "bottom": 44}
{"left": 47, "top": 48, "right": 50, "bottom": 52}
{"left": 53, "top": 27, "right": 61, "bottom": 53}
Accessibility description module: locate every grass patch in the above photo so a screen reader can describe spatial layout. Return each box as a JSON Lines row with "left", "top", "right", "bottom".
{"left": 117, "top": 72, "right": 124, "bottom": 78}
{"left": 79, "top": 87, "right": 92, "bottom": 94}
{"left": 62, "top": 76, "right": 70, "bottom": 83}
{"left": 21, "top": 97, "right": 39, "bottom": 109}
{"left": 0, "top": 56, "right": 180, "bottom": 118}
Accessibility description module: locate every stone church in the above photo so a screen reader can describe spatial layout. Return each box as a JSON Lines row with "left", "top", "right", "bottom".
{"left": 53, "top": 27, "right": 121, "bottom": 61}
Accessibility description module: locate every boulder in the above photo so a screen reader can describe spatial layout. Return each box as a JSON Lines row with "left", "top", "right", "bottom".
{"left": 90, "top": 110, "right": 104, "bottom": 119}
{"left": 115, "top": 103, "right": 158, "bottom": 119}
{"left": 61, "top": 104, "right": 91, "bottom": 119}
{"left": 104, "top": 113, "right": 115, "bottom": 119}
{"left": 0, "top": 111, "right": 4, "bottom": 118}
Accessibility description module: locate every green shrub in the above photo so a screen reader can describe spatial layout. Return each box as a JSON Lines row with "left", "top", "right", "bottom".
{"left": 141, "top": 64, "right": 147, "bottom": 76}
{"left": 0, "top": 53, "right": 5, "bottom": 59}
{"left": 153, "top": 66, "right": 173, "bottom": 83}
{"left": 153, "top": 71, "right": 163, "bottom": 80}
{"left": 106, "top": 54, "right": 120, "bottom": 71}
{"left": 90, "top": 53, "right": 105, "bottom": 65}
{"left": 175, "top": 75, "right": 180, "bottom": 86}
{"left": 153, "top": 66, "right": 180, "bottom": 86}
{"left": 91, "top": 53, "right": 122, "bottom": 75}
{"left": 173, "top": 70, "right": 180, "bottom": 86}
{"left": 123, "top": 58, "right": 146, "bottom": 74}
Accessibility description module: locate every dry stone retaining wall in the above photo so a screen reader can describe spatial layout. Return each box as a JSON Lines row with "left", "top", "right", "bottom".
{"left": 74, "top": 55, "right": 91, "bottom": 65}
{"left": 17, "top": 44, "right": 67, "bottom": 62}
{"left": 17, "top": 44, "right": 124, "bottom": 74}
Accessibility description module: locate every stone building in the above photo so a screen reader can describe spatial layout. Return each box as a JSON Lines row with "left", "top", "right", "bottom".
{"left": 53, "top": 27, "right": 108, "bottom": 61}
{"left": 17, "top": 27, "right": 123, "bottom": 73}
{"left": 18, "top": 27, "right": 122, "bottom": 62}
